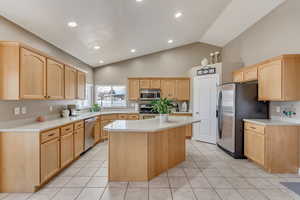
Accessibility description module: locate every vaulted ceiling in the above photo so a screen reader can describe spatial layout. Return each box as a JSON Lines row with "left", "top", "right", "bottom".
{"left": 0, "top": 0, "right": 285, "bottom": 67}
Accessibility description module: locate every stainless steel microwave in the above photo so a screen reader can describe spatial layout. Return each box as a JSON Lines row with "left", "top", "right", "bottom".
{"left": 140, "top": 89, "right": 160, "bottom": 100}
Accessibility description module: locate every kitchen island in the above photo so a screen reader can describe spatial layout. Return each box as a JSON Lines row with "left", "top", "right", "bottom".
{"left": 104, "top": 116, "right": 200, "bottom": 181}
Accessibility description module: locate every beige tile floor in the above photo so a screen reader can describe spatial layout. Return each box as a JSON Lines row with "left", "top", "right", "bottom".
{"left": 1, "top": 140, "right": 300, "bottom": 200}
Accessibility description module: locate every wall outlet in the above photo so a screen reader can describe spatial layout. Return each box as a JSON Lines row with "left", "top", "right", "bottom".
{"left": 49, "top": 106, "right": 53, "bottom": 112}
{"left": 14, "top": 107, "right": 20, "bottom": 115}
{"left": 21, "top": 106, "right": 27, "bottom": 114}
{"left": 276, "top": 106, "right": 281, "bottom": 113}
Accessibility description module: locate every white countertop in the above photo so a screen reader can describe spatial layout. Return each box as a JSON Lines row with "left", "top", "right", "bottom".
{"left": 104, "top": 116, "right": 200, "bottom": 133}
{"left": 0, "top": 111, "right": 139, "bottom": 132}
{"left": 243, "top": 119, "right": 300, "bottom": 126}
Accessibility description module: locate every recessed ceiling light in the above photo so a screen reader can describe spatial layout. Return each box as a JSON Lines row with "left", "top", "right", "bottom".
{"left": 136, "top": 0, "right": 143, "bottom": 2}
{"left": 94, "top": 45, "right": 100, "bottom": 50}
{"left": 174, "top": 12, "right": 183, "bottom": 18}
{"left": 131, "top": 49, "right": 136, "bottom": 53}
{"left": 67, "top": 21, "right": 77, "bottom": 27}
{"left": 99, "top": 60, "right": 104, "bottom": 64}
{"left": 168, "top": 39, "right": 174, "bottom": 44}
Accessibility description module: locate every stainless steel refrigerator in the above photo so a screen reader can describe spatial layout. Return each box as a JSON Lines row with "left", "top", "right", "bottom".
{"left": 217, "top": 82, "right": 269, "bottom": 158}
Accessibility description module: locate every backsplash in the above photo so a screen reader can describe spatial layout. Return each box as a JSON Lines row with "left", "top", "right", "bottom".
{"left": 0, "top": 100, "right": 83, "bottom": 122}
{"left": 270, "top": 101, "right": 300, "bottom": 121}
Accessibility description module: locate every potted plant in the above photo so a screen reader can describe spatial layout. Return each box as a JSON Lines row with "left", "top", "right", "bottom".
{"left": 150, "top": 98, "right": 173, "bottom": 122}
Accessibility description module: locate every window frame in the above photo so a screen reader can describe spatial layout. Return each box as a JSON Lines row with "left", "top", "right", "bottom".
{"left": 95, "top": 85, "right": 128, "bottom": 108}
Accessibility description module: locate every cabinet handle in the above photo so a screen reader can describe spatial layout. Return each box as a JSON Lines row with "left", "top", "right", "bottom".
{"left": 250, "top": 127, "right": 256, "bottom": 129}
{"left": 48, "top": 133, "right": 55, "bottom": 137}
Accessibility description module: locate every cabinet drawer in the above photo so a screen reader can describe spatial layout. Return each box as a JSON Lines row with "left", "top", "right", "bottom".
{"left": 74, "top": 121, "right": 84, "bottom": 130}
{"left": 41, "top": 128, "right": 60, "bottom": 143}
{"left": 61, "top": 124, "right": 74, "bottom": 136}
{"left": 101, "top": 114, "right": 118, "bottom": 121}
{"left": 128, "top": 114, "right": 139, "bottom": 120}
{"left": 244, "top": 122, "right": 265, "bottom": 134}
{"left": 118, "top": 114, "right": 128, "bottom": 120}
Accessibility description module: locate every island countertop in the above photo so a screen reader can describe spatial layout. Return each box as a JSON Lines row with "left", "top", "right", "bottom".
{"left": 104, "top": 116, "right": 200, "bottom": 132}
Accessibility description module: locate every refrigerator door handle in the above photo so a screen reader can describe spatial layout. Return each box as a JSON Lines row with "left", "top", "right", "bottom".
{"left": 217, "top": 91, "right": 223, "bottom": 139}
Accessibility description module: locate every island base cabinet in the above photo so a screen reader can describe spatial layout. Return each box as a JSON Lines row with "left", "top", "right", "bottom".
{"left": 108, "top": 126, "right": 187, "bottom": 181}
{"left": 40, "top": 138, "right": 60, "bottom": 184}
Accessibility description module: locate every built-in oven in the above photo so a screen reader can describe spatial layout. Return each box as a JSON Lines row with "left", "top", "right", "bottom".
{"left": 140, "top": 89, "right": 160, "bottom": 101}
{"left": 139, "top": 103, "right": 158, "bottom": 114}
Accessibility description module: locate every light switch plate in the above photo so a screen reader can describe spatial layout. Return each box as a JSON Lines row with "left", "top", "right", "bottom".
{"left": 21, "top": 106, "right": 27, "bottom": 114}
{"left": 49, "top": 106, "right": 53, "bottom": 112}
{"left": 276, "top": 106, "right": 281, "bottom": 113}
{"left": 14, "top": 107, "right": 20, "bottom": 115}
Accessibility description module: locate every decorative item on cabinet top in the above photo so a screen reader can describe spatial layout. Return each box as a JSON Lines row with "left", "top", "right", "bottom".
{"left": 0, "top": 41, "right": 87, "bottom": 100}
{"left": 197, "top": 65, "right": 216, "bottom": 76}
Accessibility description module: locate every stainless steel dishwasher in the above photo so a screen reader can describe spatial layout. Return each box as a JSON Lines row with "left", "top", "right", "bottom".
{"left": 84, "top": 117, "right": 97, "bottom": 151}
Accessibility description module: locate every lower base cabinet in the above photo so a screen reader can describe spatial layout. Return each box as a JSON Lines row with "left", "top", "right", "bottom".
{"left": 60, "top": 132, "right": 74, "bottom": 168}
{"left": 40, "top": 138, "right": 60, "bottom": 184}
{"left": 94, "top": 119, "right": 101, "bottom": 143}
{"left": 244, "top": 122, "right": 299, "bottom": 173}
{"left": 74, "top": 128, "right": 84, "bottom": 158}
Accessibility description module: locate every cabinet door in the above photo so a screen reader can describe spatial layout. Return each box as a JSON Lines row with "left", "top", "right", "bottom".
{"left": 252, "top": 132, "right": 265, "bottom": 166}
{"left": 233, "top": 71, "right": 243, "bottom": 83}
{"left": 74, "top": 128, "right": 84, "bottom": 158}
{"left": 94, "top": 121, "right": 101, "bottom": 143}
{"left": 243, "top": 65, "right": 258, "bottom": 82}
{"left": 65, "top": 66, "right": 77, "bottom": 99}
{"left": 244, "top": 130, "right": 252, "bottom": 159}
{"left": 139, "top": 80, "right": 150, "bottom": 89}
{"left": 101, "top": 120, "right": 111, "bottom": 140}
{"left": 20, "top": 48, "right": 46, "bottom": 99}
{"left": 77, "top": 71, "right": 86, "bottom": 100}
{"left": 258, "top": 60, "right": 282, "bottom": 101}
{"left": 128, "top": 79, "right": 140, "bottom": 100}
{"left": 60, "top": 132, "right": 74, "bottom": 168}
{"left": 150, "top": 80, "right": 161, "bottom": 89}
{"left": 161, "top": 80, "right": 176, "bottom": 99}
{"left": 185, "top": 124, "right": 192, "bottom": 138}
{"left": 40, "top": 138, "right": 60, "bottom": 183}
{"left": 46, "top": 59, "right": 64, "bottom": 99}
{"left": 176, "top": 79, "right": 190, "bottom": 101}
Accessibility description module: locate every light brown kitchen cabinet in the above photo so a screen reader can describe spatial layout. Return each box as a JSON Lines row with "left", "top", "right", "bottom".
{"left": 139, "top": 79, "right": 150, "bottom": 89}
{"left": 244, "top": 122, "right": 299, "bottom": 173}
{"left": 20, "top": 48, "right": 46, "bottom": 99}
{"left": 232, "top": 70, "right": 243, "bottom": 83}
{"left": 150, "top": 80, "right": 161, "bottom": 89}
{"left": 60, "top": 132, "right": 74, "bottom": 168}
{"left": 127, "top": 114, "right": 139, "bottom": 120}
{"left": 77, "top": 71, "right": 86, "bottom": 99}
{"left": 65, "top": 66, "right": 77, "bottom": 99}
{"left": 46, "top": 59, "right": 64, "bottom": 99}
{"left": 128, "top": 79, "right": 140, "bottom": 100}
{"left": 161, "top": 80, "right": 176, "bottom": 99}
{"left": 40, "top": 137, "right": 60, "bottom": 184}
{"left": 74, "top": 128, "right": 84, "bottom": 158}
{"left": 258, "top": 55, "right": 300, "bottom": 101}
{"left": 176, "top": 79, "right": 190, "bottom": 101}
{"left": 243, "top": 65, "right": 258, "bottom": 82}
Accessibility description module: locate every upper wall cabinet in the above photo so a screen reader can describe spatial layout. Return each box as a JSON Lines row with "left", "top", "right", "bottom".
{"left": 233, "top": 64, "right": 258, "bottom": 83}
{"left": 77, "top": 71, "right": 86, "bottom": 100}
{"left": 46, "top": 59, "right": 64, "bottom": 100}
{"left": 139, "top": 79, "right": 150, "bottom": 89}
{"left": 176, "top": 79, "right": 190, "bottom": 101}
{"left": 0, "top": 41, "right": 86, "bottom": 100}
{"left": 139, "top": 79, "right": 161, "bottom": 89}
{"left": 128, "top": 78, "right": 140, "bottom": 101}
{"left": 65, "top": 66, "right": 77, "bottom": 100}
{"left": 258, "top": 55, "right": 300, "bottom": 101}
{"left": 20, "top": 48, "right": 47, "bottom": 99}
{"left": 161, "top": 79, "right": 176, "bottom": 99}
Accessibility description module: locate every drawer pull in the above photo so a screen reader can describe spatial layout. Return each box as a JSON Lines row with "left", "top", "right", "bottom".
{"left": 65, "top": 128, "right": 70, "bottom": 131}
{"left": 250, "top": 127, "right": 256, "bottom": 129}
{"left": 48, "top": 133, "right": 55, "bottom": 137}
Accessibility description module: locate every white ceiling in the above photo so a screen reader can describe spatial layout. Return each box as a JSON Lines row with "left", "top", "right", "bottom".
{"left": 0, "top": 0, "right": 285, "bottom": 67}
{"left": 200, "top": 0, "right": 286, "bottom": 46}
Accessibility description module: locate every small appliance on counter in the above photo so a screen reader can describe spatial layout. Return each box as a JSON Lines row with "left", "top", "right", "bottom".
{"left": 67, "top": 104, "right": 81, "bottom": 116}
{"left": 61, "top": 106, "right": 70, "bottom": 118}
{"left": 181, "top": 101, "right": 188, "bottom": 112}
